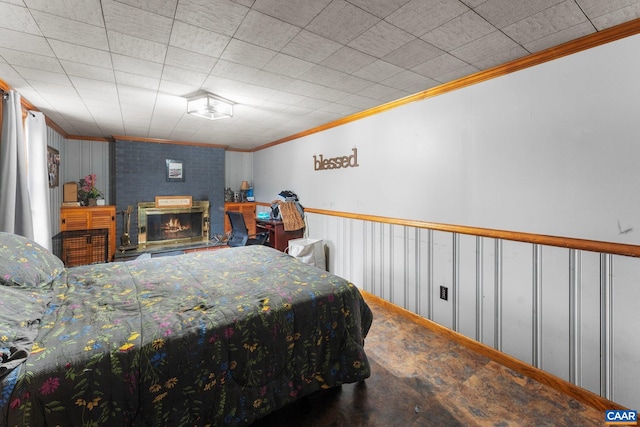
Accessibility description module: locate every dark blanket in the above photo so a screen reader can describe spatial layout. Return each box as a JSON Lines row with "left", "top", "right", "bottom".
{"left": 1, "top": 245, "right": 372, "bottom": 426}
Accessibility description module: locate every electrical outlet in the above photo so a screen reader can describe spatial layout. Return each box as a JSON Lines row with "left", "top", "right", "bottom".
{"left": 440, "top": 286, "right": 448, "bottom": 301}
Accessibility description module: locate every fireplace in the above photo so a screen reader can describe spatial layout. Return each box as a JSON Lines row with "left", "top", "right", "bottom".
{"left": 137, "top": 201, "right": 209, "bottom": 249}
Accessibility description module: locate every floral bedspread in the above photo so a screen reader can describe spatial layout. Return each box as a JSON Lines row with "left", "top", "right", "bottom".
{"left": 1, "top": 245, "right": 372, "bottom": 426}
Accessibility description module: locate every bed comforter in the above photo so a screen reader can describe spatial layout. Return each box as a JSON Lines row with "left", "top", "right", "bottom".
{"left": 0, "top": 242, "right": 372, "bottom": 426}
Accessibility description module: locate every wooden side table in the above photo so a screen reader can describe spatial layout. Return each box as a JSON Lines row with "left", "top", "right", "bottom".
{"left": 60, "top": 205, "right": 116, "bottom": 265}
{"left": 256, "top": 219, "right": 304, "bottom": 252}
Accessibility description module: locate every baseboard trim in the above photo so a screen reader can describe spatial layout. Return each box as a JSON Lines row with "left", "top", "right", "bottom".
{"left": 360, "top": 290, "right": 626, "bottom": 412}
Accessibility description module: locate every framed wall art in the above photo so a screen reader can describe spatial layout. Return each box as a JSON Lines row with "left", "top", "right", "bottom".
{"left": 166, "top": 159, "right": 185, "bottom": 182}
{"left": 47, "top": 146, "right": 60, "bottom": 188}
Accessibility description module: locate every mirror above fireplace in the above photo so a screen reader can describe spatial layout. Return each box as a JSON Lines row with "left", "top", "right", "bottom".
{"left": 138, "top": 200, "right": 210, "bottom": 250}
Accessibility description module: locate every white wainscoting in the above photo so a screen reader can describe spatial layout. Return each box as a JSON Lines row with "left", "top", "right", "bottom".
{"left": 305, "top": 211, "right": 640, "bottom": 410}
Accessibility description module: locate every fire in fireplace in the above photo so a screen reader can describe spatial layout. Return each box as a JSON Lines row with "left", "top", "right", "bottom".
{"left": 149, "top": 212, "right": 198, "bottom": 240}
{"left": 137, "top": 201, "right": 209, "bottom": 249}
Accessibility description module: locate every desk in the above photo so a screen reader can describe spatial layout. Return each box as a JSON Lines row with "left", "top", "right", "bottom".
{"left": 256, "top": 219, "right": 304, "bottom": 252}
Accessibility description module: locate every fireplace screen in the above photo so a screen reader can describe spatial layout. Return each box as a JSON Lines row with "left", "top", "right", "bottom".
{"left": 147, "top": 212, "right": 202, "bottom": 242}
{"left": 138, "top": 201, "right": 209, "bottom": 249}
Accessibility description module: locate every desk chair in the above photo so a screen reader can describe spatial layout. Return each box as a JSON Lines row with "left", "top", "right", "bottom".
{"left": 226, "top": 211, "right": 269, "bottom": 247}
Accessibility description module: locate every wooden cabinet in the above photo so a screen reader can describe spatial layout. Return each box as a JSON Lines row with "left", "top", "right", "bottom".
{"left": 224, "top": 202, "right": 256, "bottom": 235}
{"left": 256, "top": 219, "right": 304, "bottom": 252}
{"left": 60, "top": 206, "right": 116, "bottom": 266}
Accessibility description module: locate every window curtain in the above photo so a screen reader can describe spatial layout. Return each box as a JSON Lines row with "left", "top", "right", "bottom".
{"left": 25, "top": 110, "right": 51, "bottom": 250}
{"left": 0, "top": 90, "right": 51, "bottom": 249}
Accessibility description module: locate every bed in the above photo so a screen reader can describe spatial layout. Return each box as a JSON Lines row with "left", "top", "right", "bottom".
{"left": 0, "top": 231, "right": 372, "bottom": 426}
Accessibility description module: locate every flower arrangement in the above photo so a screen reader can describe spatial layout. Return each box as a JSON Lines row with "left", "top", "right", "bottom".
{"left": 79, "top": 173, "right": 103, "bottom": 204}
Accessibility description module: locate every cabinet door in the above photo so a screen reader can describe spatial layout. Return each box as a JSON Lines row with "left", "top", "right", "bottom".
{"left": 61, "top": 210, "right": 89, "bottom": 230}
{"left": 62, "top": 234, "right": 91, "bottom": 267}
{"left": 91, "top": 208, "right": 113, "bottom": 229}
{"left": 223, "top": 204, "right": 235, "bottom": 234}
{"left": 241, "top": 205, "right": 256, "bottom": 235}
{"left": 224, "top": 203, "right": 256, "bottom": 235}
{"left": 90, "top": 207, "right": 115, "bottom": 262}
{"left": 61, "top": 231, "right": 108, "bottom": 266}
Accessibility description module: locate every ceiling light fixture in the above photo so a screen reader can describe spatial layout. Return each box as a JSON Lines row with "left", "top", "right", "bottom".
{"left": 186, "top": 92, "right": 234, "bottom": 120}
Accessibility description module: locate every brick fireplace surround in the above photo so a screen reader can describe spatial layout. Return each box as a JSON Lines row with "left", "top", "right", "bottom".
{"left": 114, "top": 139, "right": 225, "bottom": 250}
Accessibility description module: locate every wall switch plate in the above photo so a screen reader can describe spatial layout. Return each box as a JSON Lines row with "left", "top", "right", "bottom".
{"left": 440, "top": 286, "right": 448, "bottom": 301}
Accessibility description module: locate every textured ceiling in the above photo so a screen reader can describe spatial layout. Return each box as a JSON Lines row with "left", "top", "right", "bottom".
{"left": 1, "top": 0, "right": 639, "bottom": 150}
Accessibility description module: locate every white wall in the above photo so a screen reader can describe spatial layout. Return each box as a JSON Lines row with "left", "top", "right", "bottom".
{"left": 253, "top": 33, "right": 640, "bottom": 246}
{"left": 225, "top": 150, "right": 253, "bottom": 192}
{"left": 249, "top": 33, "right": 640, "bottom": 409}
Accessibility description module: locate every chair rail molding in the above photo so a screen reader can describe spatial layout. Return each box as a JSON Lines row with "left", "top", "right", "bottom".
{"left": 299, "top": 207, "right": 640, "bottom": 411}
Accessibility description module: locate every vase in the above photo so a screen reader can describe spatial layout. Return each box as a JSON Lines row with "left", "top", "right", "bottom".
{"left": 88, "top": 198, "right": 97, "bottom": 206}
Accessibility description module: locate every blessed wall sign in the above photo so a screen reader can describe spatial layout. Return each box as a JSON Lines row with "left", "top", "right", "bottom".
{"left": 313, "top": 147, "right": 359, "bottom": 171}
